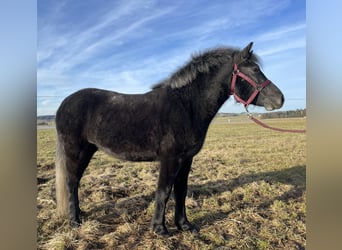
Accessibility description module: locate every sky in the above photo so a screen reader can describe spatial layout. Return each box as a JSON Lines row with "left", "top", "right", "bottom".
{"left": 37, "top": 0, "right": 306, "bottom": 116}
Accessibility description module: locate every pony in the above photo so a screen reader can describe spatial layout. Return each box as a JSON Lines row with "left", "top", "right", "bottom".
{"left": 55, "top": 42, "right": 284, "bottom": 235}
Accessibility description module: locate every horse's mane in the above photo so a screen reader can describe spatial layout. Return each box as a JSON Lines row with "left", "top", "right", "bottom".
{"left": 152, "top": 47, "right": 259, "bottom": 89}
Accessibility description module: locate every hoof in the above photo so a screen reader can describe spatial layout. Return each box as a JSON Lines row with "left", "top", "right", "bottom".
{"left": 152, "top": 224, "right": 169, "bottom": 236}
{"left": 69, "top": 219, "right": 81, "bottom": 228}
{"left": 176, "top": 221, "right": 199, "bottom": 233}
{"left": 67, "top": 215, "right": 81, "bottom": 228}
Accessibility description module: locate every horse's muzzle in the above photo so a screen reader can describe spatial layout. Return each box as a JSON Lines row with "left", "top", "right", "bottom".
{"left": 264, "top": 94, "right": 284, "bottom": 111}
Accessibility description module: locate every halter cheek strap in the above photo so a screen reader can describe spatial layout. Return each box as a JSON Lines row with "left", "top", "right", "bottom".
{"left": 230, "top": 64, "right": 271, "bottom": 107}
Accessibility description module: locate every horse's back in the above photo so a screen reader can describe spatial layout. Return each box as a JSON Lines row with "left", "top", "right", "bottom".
{"left": 55, "top": 88, "right": 165, "bottom": 161}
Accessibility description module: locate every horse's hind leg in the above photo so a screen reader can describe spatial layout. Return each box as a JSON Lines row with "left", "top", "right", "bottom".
{"left": 55, "top": 135, "right": 97, "bottom": 224}
{"left": 174, "top": 157, "right": 198, "bottom": 232}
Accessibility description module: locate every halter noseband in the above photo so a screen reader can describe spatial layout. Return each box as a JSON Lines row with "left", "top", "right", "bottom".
{"left": 230, "top": 63, "right": 271, "bottom": 107}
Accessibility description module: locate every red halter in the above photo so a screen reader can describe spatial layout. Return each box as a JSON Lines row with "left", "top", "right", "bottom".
{"left": 230, "top": 63, "right": 271, "bottom": 107}
{"left": 230, "top": 63, "right": 306, "bottom": 133}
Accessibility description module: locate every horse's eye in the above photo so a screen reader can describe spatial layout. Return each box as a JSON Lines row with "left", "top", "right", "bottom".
{"left": 253, "top": 67, "right": 259, "bottom": 72}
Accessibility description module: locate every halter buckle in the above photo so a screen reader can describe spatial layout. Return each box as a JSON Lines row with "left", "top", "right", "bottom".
{"left": 256, "top": 85, "right": 263, "bottom": 91}
{"left": 233, "top": 69, "right": 239, "bottom": 75}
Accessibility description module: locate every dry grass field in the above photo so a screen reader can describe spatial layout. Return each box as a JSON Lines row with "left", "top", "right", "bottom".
{"left": 37, "top": 116, "right": 306, "bottom": 249}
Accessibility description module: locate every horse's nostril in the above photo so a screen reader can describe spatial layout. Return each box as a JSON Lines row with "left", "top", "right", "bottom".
{"left": 278, "top": 94, "right": 285, "bottom": 107}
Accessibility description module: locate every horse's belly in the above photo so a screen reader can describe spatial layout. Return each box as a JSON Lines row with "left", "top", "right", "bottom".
{"left": 98, "top": 145, "right": 158, "bottom": 162}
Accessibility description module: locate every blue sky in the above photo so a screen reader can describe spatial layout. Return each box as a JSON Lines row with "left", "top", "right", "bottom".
{"left": 37, "top": 0, "right": 305, "bottom": 116}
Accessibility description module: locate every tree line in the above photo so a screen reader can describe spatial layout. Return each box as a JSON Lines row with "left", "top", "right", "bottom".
{"left": 260, "top": 109, "right": 306, "bottom": 119}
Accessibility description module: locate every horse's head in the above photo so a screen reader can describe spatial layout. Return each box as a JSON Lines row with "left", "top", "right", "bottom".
{"left": 231, "top": 42, "right": 284, "bottom": 111}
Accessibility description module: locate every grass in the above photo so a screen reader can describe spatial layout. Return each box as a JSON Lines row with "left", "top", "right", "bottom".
{"left": 37, "top": 116, "right": 306, "bottom": 249}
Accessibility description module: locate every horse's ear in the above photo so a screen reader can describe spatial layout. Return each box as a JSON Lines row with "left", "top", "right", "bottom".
{"left": 240, "top": 42, "right": 254, "bottom": 59}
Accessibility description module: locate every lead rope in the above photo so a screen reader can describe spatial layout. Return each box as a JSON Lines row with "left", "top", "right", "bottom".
{"left": 245, "top": 107, "right": 306, "bottom": 134}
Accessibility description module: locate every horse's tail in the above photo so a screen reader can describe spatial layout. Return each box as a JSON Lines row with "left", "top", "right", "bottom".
{"left": 55, "top": 134, "right": 69, "bottom": 218}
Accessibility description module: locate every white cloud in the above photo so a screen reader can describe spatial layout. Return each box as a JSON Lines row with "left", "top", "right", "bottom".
{"left": 256, "top": 23, "right": 306, "bottom": 42}
{"left": 258, "top": 38, "right": 306, "bottom": 57}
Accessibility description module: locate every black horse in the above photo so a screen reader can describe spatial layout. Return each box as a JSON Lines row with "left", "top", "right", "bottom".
{"left": 55, "top": 42, "right": 284, "bottom": 235}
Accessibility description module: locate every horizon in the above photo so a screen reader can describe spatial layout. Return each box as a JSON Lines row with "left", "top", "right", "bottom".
{"left": 37, "top": 108, "right": 307, "bottom": 118}
{"left": 38, "top": 0, "right": 306, "bottom": 116}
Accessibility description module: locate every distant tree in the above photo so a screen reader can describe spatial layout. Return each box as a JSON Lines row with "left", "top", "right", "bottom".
{"left": 260, "top": 109, "right": 306, "bottom": 119}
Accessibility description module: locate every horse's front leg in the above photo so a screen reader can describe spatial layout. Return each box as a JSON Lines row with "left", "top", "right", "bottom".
{"left": 151, "top": 158, "right": 177, "bottom": 235}
{"left": 174, "top": 157, "right": 198, "bottom": 233}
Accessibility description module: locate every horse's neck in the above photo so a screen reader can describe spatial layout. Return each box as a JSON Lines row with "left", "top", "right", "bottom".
{"left": 184, "top": 72, "right": 231, "bottom": 125}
